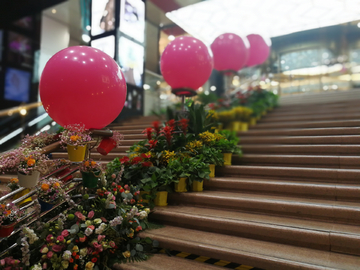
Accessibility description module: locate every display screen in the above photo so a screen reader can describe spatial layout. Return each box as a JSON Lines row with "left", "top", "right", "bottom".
{"left": 91, "top": 35, "right": 115, "bottom": 58}
{"left": 4, "top": 68, "right": 31, "bottom": 102}
{"left": 8, "top": 32, "right": 32, "bottom": 68}
{"left": 120, "top": 0, "right": 145, "bottom": 43}
{"left": 118, "top": 36, "right": 144, "bottom": 87}
{"left": 91, "top": 0, "right": 115, "bottom": 36}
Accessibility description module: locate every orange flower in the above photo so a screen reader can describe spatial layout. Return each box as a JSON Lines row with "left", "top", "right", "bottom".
{"left": 91, "top": 161, "right": 96, "bottom": 166}
{"left": 84, "top": 161, "right": 90, "bottom": 167}
{"left": 27, "top": 158, "right": 36, "bottom": 167}
{"left": 70, "top": 135, "right": 79, "bottom": 142}
{"left": 0, "top": 204, "right": 5, "bottom": 209}
{"left": 41, "top": 183, "right": 50, "bottom": 191}
{"left": 4, "top": 210, "right": 11, "bottom": 216}
{"left": 53, "top": 182, "right": 60, "bottom": 188}
{"left": 10, "top": 178, "right": 19, "bottom": 184}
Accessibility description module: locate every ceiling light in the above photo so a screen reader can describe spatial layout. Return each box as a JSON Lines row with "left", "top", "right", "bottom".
{"left": 210, "top": 86, "right": 216, "bottom": 91}
{"left": 52, "top": 9, "right": 56, "bottom": 14}
{"left": 143, "top": 84, "right": 151, "bottom": 90}
{"left": 168, "top": 35, "right": 175, "bottom": 41}
{"left": 157, "top": 81, "right": 161, "bottom": 85}
{"left": 166, "top": 0, "right": 360, "bottom": 44}
{"left": 82, "top": 34, "right": 91, "bottom": 43}
{"left": 204, "top": 90, "right": 210, "bottom": 95}
{"left": 20, "top": 109, "right": 27, "bottom": 116}
{"left": 86, "top": 25, "right": 91, "bottom": 31}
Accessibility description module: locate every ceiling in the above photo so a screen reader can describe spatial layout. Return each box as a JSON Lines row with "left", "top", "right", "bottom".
{"left": 166, "top": 0, "right": 360, "bottom": 45}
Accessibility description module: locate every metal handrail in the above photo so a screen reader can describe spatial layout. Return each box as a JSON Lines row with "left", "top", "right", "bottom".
{"left": 0, "top": 102, "right": 43, "bottom": 118}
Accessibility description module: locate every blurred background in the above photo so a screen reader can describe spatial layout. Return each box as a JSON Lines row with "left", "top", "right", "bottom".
{"left": 1, "top": 0, "right": 360, "bottom": 150}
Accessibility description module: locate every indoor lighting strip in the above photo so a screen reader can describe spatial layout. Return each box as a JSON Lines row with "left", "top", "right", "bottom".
{"left": 0, "top": 128, "right": 24, "bottom": 145}
{"left": 28, "top": 113, "right": 49, "bottom": 127}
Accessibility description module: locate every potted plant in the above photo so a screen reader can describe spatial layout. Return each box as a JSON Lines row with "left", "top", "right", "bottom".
{"left": 21, "top": 131, "right": 59, "bottom": 149}
{"left": 97, "top": 131, "right": 124, "bottom": 155}
{"left": 199, "top": 146, "right": 224, "bottom": 177}
{"left": 8, "top": 178, "right": 32, "bottom": 206}
{"left": 37, "top": 178, "right": 66, "bottom": 212}
{"left": 186, "top": 155, "right": 210, "bottom": 192}
{"left": 213, "top": 132, "right": 242, "bottom": 166}
{"left": 0, "top": 203, "right": 25, "bottom": 237}
{"left": 80, "top": 159, "right": 103, "bottom": 188}
{"left": 60, "top": 124, "right": 92, "bottom": 162}
{"left": 167, "top": 158, "right": 191, "bottom": 192}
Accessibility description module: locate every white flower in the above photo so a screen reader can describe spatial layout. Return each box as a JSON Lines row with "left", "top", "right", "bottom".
{"left": 80, "top": 248, "right": 87, "bottom": 257}
{"left": 95, "top": 223, "right": 107, "bottom": 234}
{"left": 94, "top": 218, "right": 102, "bottom": 224}
{"left": 62, "top": 250, "right": 72, "bottom": 261}
{"left": 110, "top": 216, "right": 123, "bottom": 227}
{"left": 84, "top": 227, "right": 93, "bottom": 236}
{"left": 139, "top": 211, "right": 147, "bottom": 220}
{"left": 31, "top": 263, "right": 42, "bottom": 270}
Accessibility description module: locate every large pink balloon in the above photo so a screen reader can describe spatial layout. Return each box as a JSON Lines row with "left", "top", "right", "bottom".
{"left": 246, "top": 34, "right": 271, "bottom": 67}
{"left": 161, "top": 36, "right": 213, "bottom": 90}
{"left": 211, "top": 33, "right": 249, "bottom": 72}
{"left": 40, "top": 46, "right": 127, "bottom": 129}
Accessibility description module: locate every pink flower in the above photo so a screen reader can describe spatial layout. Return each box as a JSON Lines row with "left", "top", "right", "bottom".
{"left": 111, "top": 174, "right": 116, "bottom": 179}
{"left": 124, "top": 184, "right": 130, "bottom": 190}
{"left": 79, "top": 236, "right": 87, "bottom": 242}
{"left": 46, "top": 234, "right": 53, "bottom": 243}
{"left": 75, "top": 211, "right": 86, "bottom": 221}
{"left": 87, "top": 225, "right": 95, "bottom": 230}
{"left": 109, "top": 241, "right": 116, "bottom": 248}
{"left": 0, "top": 259, "right": 5, "bottom": 266}
{"left": 61, "top": 230, "right": 69, "bottom": 237}
{"left": 57, "top": 236, "right": 64, "bottom": 242}
{"left": 52, "top": 245, "right": 62, "bottom": 253}
{"left": 97, "top": 235, "right": 105, "bottom": 242}
{"left": 88, "top": 211, "right": 94, "bottom": 219}
{"left": 47, "top": 251, "right": 53, "bottom": 259}
{"left": 92, "top": 242, "right": 101, "bottom": 249}
{"left": 100, "top": 217, "right": 107, "bottom": 222}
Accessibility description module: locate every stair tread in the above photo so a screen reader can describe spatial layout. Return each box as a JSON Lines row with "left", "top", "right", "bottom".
{"left": 141, "top": 226, "right": 360, "bottom": 270}
{"left": 116, "top": 254, "right": 225, "bottom": 270}
{"left": 239, "top": 127, "right": 360, "bottom": 136}
{"left": 153, "top": 205, "right": 360, "bottom": 236}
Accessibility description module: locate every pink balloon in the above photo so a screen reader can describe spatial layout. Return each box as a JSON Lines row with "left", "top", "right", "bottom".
{"left": 160, "top": 36, "right": 213, "bottom": 90}
{"left": 211, "top": 33, "right": 249, "bottom": 72}
{"left": 246, "top": 34, "right": 271, "bottom": 67}
{"left": 40, "top": 46, "right": 127, "bottom": 129}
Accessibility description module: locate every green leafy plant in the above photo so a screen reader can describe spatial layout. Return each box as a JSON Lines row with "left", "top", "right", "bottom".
{"left": 188, "top": 103, "right": 218, "bottom": 135}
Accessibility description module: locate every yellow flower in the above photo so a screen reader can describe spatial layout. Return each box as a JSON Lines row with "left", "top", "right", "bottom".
{"left": 70, "top": 135, "right": 79, "bottom": 142}
{"left": 85, "top": 262, "right": 94, "bottom": 270}
{"left": 133, "top": 146, "right": 141, "bottom": 152}
{"left": 53, "top": 182, "right": 60, "bottom": 188}
{"left": 127, "top": 228, "right": 134, "bottom": 238}
{"left": 90, "top": 161, "right": 96, "bottom": 166}
{"left": 128, "top": 153, "right": 139, "bottom": 159}
{"left": 84, "top": 161, "right": 90, "bottom": 167}
{"left": 41, "top": 183, "right": 50, "bottom": 191}
{"left": 207, "top": 110, "right": 218, "bottom": 120}
{"left": 160, "top": 150, "right": 176, "bottom": 164}
{"left": 123, "top": 251, "right": 131, "bottom": 258}
{"left": 10, "top": 178, "right": 19, "bottom": 184}
{"left": 199, "top": 131, "right": 217, "bottom": 145}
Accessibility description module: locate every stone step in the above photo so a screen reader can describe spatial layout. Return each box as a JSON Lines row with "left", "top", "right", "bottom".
{"left": 241, "top": 135, "right": 360, "bottom": 145}
{"left": 238, "top": 154, "right": 360, "bottom": 169}
{"left": 217, "top": 165, "right": 360, "bottom": 183}
{"left": 251, "top": 119, "right": 360, "bottom": 130}
{"left": 238, "top": 127, "right": 360, "bottom": 137}
{"left": 150, "top": 206, "right": 360, "bottom": 254}
{"left": 260, "top": 112, "right": 360, "bottom": 123}
{"left": 205, "top": 177, "right": 360, "bottom": 201}
{"left": 116, "top": 253, "right": 224, "bottom": 270}
{"left": 168, "top": 191, "right": 360, "bottom": 224}
{"left": 241, "top": 144, "right": 360, "bottom": 155}
{"left": 141, "top": 226, "right": 360, "bottom": 270}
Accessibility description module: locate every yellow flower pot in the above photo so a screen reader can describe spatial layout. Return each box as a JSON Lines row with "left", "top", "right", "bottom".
{"left": 175, "top": 177, "right": 187, "bottom": 192}
{"left": 262, "top": 111, "right": 267, "bottom": 116}
{"left": 67, "top": 145, "right": 87, "bottom": 162}
{"left": 240, "top": 122, "right": 248, "bottom": 132}
{"left": 13, "top": 189, "right": 32, "bottom": 206}
{"left": 209, "top": 164, "right": 215, "bottom": 178}
{"left": 154, "top": 191, "right": 168, "bottom": 206}
{"left": 140, "top": 191, "right": 150, "bottom": 203}
{"left": 192, "top": 180, "right": 203, "bottom": 192}
{"left": 218, "top": 123, "right": 223, "bottom": 131}
{"left": 249, "top": 117, "right": 257, "bottom": 126}
{"left": 223, "top": 153, "right": 232, "bottom": 166}
{"left": 231, "top": 121, "right": 242, "bottom": 132}
{"left": 214, "top": 129, "right": 219, "bottom": 133}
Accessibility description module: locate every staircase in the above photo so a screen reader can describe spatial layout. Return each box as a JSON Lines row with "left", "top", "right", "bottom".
{"left": 136, "top": 90, "right": 360, "bottom": 270}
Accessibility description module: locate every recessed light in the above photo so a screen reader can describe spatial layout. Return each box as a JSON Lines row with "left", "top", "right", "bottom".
{"left": 52, "top": 9, "right": 56, "bottom": 14}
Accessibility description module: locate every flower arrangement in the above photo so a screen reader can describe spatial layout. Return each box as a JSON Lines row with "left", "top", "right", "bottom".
{"left": 80, "top": 159, "right": 103, "bottom": 173}
{"left": 37, "top": 178, "right": 66, "bottom": 204}
{"left": 0, "top": 147, "right": 50, "bottom": 175}
{"left": 60, "top": 124, "right": 92, "bottom": 148}
{"left": 0, "top": 257, "right": 22, "bottom": 270}
{"left": 21, "top": 132, "right": 59, "bottom": 149}
{"left": 8, "top": 178, "right": 20, "bottom": 192}
{"left": 0, "top": 203, "right": 25, "bottom": 226}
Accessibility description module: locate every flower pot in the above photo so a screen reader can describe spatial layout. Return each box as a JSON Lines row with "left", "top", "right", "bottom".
{"left": 140, "top": 191, "right": 150, "bottom": 203}
{"left": 231, "top": 121, "right": 242, "bottom": 132}
{"left": 0, "top": 223, "right": 15, "bottom": 238}
{"left": 223, "top": 153, "right": 232, "bottom": 166}
{"left": 67, "top": 145, "right": 86, "bottom": 162}
{"left": 240, "top": 122, "right": 248, "bottom": 132}
{"left": 38, "top": 199, "right": 54, "bottom": 212}
{"left": 13, "top": 189, "right": 32, "bottom": 206}
{"left": 97, "top": 137, "right": 117, "bottom": 156}
{"left": 154, "top": 191, "right": 168, "bottom": 206}
{"left": 249, "top": 117, "right": 257, "bottom": 126}
{"left": 262, "top": 110, "right": 267, "bottom": 116}
{"left": 218, "top": 123, "right": 223, "bottom": 131}
{"left": 17, "top": 171, "right": 40, "bottom": 189}
{"left": 56, "top": 168, "right": 73, "bottom": 182}
{"left": 256, "top": 115, "right": 261, "bottom": 121}
{"left": 209, "top": 164, "right": 215, "bottom": 178}
{"left": 175, "top": 177, "right": 187, "bottom": 192}
{"left": 81, "top": 170, "right": 100, "bottom": 188}
{"left": 192, "top": 180, "right": 203, "bottom": 192}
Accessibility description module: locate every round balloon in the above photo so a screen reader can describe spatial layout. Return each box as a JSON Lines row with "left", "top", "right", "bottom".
{"left": 40, "top": 46, "right": 127, "bottom": 129}
{"left": 246, "top": 34, "right": 271, "bottom": 67}
{"left": 210, "top": 33, "right": 249, "bottom": 72}
{"left": 160, "top": 36, "right": 213, "bottom": 90}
